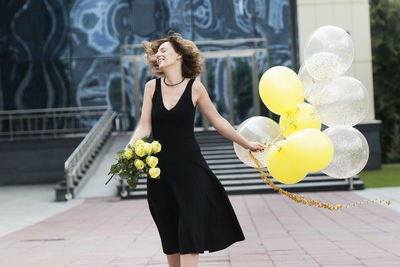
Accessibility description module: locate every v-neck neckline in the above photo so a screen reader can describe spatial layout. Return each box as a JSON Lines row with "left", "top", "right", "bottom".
{"left": 160, "top": 78, "right": 191, "bottom": 112}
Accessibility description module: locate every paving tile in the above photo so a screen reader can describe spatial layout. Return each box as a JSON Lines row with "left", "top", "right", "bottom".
{"left": 1, "top": 187, "right": 400, "bottom": 266}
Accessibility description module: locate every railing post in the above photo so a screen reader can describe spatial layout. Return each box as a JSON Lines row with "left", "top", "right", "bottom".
{"left": 120, "top": 48, "right": 131, "bottom": 131}
{"left": 65, "top": 164, "right": 73, "bottom": 200}
{"left": 115, "top": 116, "right": 121, "bottom": 131}
{"left": 53, "top": 111, "right": 57, "bottom": 138}
{"left": 120, "top": 180, "right": 128, "bottom": 198}
{"left": 199, "top": 70, "right": 209, "bottom": 130}
{"left": 226, "top": 55, "right": 234, "bottom": 125}
{"left": 133, "top": 57, "right": 141, "bottom": 129}
{"left": 348, "top": 177, "right": 354, "bottom": 190}
{"left": 9, "top": 113, "right": 13, "bottom": 141}
{"left": 251, "top": 52, "right": 261, "bottom": 116}
{"left": 120, "top": 46, "right": 127, "bottom": 117}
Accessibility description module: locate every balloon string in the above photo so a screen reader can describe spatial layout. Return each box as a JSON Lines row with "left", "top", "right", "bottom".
{"left": 266, "top": 102, "right": 320, "bottom": 149}
{"left": 264, "top": 106, "right": 300, "bottom": 149}
{"left": 248, "top": 151, "right": 391, "bottom": 210}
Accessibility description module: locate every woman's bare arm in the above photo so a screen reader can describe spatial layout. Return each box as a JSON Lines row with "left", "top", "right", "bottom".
{"left": 195, "top": 80, "right": 263, "bottom": 152}
{"left": 124, "top": 80, "right": 155, "bottom": 149}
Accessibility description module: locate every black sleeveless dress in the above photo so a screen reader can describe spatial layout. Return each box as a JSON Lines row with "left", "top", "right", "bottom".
{"left": 147, "top": 78, "right": 245, "bottom": 255}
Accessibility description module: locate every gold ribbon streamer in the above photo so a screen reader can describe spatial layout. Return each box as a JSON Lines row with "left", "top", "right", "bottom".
{"left": 248, "top": 151, "right": 391, "bottom": 210}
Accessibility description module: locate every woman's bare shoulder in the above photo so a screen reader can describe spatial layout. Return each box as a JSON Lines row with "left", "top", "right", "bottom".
{"left": 192, "top": 79, "right": 206, "bottom": 92}
{"left": 145, "top": 79, "right": 157, "bottom": 98}
{"left": 192, "top": 79, "right": 205, "bottom": 101}
{"left": 145, "top": 78, "right": 157, "bottom": 89}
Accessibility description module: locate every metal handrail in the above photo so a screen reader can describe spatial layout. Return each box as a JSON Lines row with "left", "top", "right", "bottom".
{"left": 0, "top": 106, "right": 109, "bottom": 140}
{"left": 0, "top": 105, "right": 108, "bottom": 115}
{"left": 64, "top": 108, "right": 117, "bottom": 200}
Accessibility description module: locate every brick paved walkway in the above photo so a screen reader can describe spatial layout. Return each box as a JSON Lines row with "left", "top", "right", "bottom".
{"left": 0, "top": 191, "right": 400, "bottom": 267}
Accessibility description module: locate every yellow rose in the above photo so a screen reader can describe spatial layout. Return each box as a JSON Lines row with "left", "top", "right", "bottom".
{"left": 144, "top": 142, "right": 153, "bottom": 154}
{"left": 135, "top": 144, "right": 146, "bottom": 157}
{"left": 134, "top": 159, "right": 145, "bottom": 170}
{"left": 146, "top": 156, "right": 158, "bottom": 168}
{"left": 149, "top": 167, "right": 161, "bottom": 178}
{"left": 151, "top": 141, "right": 162, "bottom": 153}
{"left": 124, "top": 149, "right": 133, "bottom": 159}
{"left": 134, "top": 139, "right": 145, "bottom": 147}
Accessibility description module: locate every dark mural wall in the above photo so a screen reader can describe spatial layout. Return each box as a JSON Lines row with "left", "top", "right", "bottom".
{"left": 0, "top": 0, "right": 297, "bottom": 127}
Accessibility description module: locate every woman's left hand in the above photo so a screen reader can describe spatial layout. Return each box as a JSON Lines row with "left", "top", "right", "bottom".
{"left": 246, "top": 141, "right": 265, "bottom": 152}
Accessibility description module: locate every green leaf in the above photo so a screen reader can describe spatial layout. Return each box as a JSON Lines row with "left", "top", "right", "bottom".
{"left": 110, "top": 164, "right": 121, "bottom": 174}
{"left": 119, "top": 171, "right": 130, "bottom": 180}
{"left": 120, "top": 161, "right": 127, "bottom": 170}
{"left": 127, "top": 179, "right": 137, "bottom": 189}
{"left": 141, "top": 134, "right": 150, "bottom": 142}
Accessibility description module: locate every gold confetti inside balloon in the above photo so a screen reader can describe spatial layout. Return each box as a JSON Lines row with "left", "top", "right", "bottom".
{"left": 298, "top": 64, "right": 329, "bottom": 104}
{"left": 313, "top": 76, "right": 370, "bottom": 127}
{"left": 304, "top": 25, "right": 354, "bottom": 80}
{"left": 322, "top": 126, "right": 369, "bottom": 178}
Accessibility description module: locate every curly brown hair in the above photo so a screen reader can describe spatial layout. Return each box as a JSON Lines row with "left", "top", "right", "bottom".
{"left": 142, "top": 32, "right": 204, "bottom": 79}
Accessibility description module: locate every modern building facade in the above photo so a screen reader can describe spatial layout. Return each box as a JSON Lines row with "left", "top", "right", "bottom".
{"left": 1, "top": 0, "right": 380, "bottom": 168}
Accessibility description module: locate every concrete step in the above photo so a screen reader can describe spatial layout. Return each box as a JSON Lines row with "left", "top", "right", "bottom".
{"left": 118, "top": 179, "right": 364, "bottom": 199}
{"left": 119, "top": 180, "right": 363, "bottom": 199}
{"left": 119, "top": 177, "right": 361, "bottom": 191}
{"left": 128, "top": 173, "right": 361, "bottom": 186}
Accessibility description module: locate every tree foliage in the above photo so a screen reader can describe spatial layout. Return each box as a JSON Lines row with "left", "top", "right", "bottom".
{"left": 370, "top": 0, "right": 400, "bottom": 162}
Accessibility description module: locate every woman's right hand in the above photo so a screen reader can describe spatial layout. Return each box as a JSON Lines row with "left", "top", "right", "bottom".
{"left": 246, "top": 141, "right": 265, "bottom": 152}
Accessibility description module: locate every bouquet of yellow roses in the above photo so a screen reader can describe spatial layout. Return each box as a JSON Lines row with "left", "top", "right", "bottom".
{"left": 105, "top": 134, "right": 162, "bottom": 189}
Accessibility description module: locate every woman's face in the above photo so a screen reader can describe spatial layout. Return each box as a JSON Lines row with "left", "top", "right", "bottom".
{"left": 155, "top": 41, "right": 182, "bottom": 70}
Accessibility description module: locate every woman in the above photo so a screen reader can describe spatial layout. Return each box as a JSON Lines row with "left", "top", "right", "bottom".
{"left": 125, "top": 32, "right": 265, "bottom": 267}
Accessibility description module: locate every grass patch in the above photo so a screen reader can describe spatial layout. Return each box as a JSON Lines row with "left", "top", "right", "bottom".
{"left": 359, "top": 164, "right": 400, "bottom": 188}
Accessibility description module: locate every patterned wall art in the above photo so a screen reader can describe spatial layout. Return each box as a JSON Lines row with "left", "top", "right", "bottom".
{"left": 3, "top": 0, "right": 70, "bottom": 111}
{"left": 2, "top": 0, "right": 298, "bottom": 129}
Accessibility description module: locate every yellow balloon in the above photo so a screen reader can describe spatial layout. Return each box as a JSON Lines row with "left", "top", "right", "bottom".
{"left": 259, "top": 66, "right": 304, "bottom": 115}
{"left": 266, "top": 141, "right": 308, "bottom": 184}
{"left": 282, "top": 129, "right": 334, "bottom": 172}
{"left": 279, "top": 102, "right": 321, "bottom": 137}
